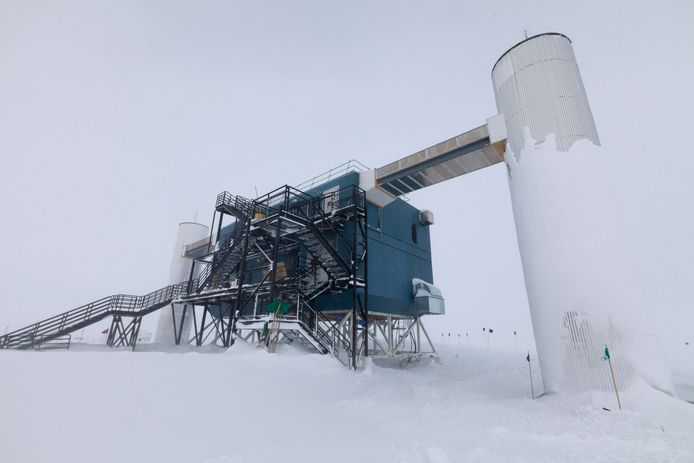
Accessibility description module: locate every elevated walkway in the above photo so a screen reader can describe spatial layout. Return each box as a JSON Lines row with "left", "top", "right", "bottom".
{"left": 0, "top": 282, "right": 191, "bottom": 350}
{"left": 375, "top": 123, "right": 505, "bottom": 196}
{"left": 1, "top": 183, "right": 367, "bottom": 369}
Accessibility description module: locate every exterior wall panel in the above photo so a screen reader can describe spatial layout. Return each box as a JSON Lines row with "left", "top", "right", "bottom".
{"left": 492, "top": 33, "right": 600, "bottom": 156}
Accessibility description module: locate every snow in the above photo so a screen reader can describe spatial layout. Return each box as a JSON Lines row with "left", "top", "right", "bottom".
{"left": 505, "top": 130, "right": 673, "bottom": 394}
{"left": 412, "top": 278, "right": 443, "bottom": 298}
{"left": 1, "top": 343, "right": 692, "bottom": 463}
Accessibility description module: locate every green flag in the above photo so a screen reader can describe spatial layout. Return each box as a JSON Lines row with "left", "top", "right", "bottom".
{"left": 602, "top": 345, "right": 610, "bottom": 360}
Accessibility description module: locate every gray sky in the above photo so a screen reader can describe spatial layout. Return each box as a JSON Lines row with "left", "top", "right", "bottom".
{"left": 1, "top": 1, "right": 692, "bottom": 368}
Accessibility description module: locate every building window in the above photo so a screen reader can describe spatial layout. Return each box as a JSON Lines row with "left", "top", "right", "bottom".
{"left": 411, "top": 223, "right": 418, "bottom": 244}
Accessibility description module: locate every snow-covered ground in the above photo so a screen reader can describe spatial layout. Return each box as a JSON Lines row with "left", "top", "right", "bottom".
{"left": 1, "top": 343, "right": 692, "bottom": 463}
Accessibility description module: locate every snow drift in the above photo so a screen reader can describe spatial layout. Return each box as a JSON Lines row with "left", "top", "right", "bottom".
{"left": 0, "top": 343, "right": 691, "bottom": 463}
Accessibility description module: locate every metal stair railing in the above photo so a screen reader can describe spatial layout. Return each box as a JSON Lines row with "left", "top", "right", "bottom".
{"left": 0, "top": 281, "right": 192, "bottom": 350}
{"left": 215, "top": 186, "right": 364, "bottom": 282}
{"left": 215, "top": 191, "right": 255, "bottom": 221}
{"left": 196, "top": 224, "right": 245, "bottom": 291}
{"left": 294, "top": 159, "right": 369, "bottom": 192}
{"left": 295, "top": 260, "right": 331, "bottom": 300}
{"left": 296, "top": 300, "right": 352, "bottom": 368}
{"left": 230, "top": 185, "right": 353, "bottom": 282}
{"left": 285, "top": 185, "right": 365, "bottom": 278}
{"left": 292, "top": 230, "right": 348, "bottom": 281}
{"left": 37, "top": 335, "right": 72, "bottom": 351}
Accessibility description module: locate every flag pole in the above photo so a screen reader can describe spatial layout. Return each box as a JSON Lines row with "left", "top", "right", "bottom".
{"left": 604, "top": 345, "right": 622, "bottom": 410}
{"left": 527, "top": 351, "right": 535, "bottom": 400}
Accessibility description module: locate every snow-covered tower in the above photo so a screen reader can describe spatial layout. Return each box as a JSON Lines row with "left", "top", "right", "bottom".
{"left": 155, "top": 222, "right": 209, "bottom": 345}
{"left": 491, "top": 33, "right": 600, "bottom": 156}
{"left": 492, "top": 33, "right": 671, "bottom": 394}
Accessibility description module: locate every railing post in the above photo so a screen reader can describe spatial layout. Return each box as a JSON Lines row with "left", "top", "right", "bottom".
{"left": 351, "top": 187, "right": 358, "bottom": 370}
{"left": 363, "top": 191, "right": 369, "bottom": 358}
{"left": 268, "top": 215, "right": 283, "bottom": 303}
{"left": 229, "top": 217, "right": 252, "bottom": 340}
{"left": 188, "top": 260, "right": 196, "bottom": 294}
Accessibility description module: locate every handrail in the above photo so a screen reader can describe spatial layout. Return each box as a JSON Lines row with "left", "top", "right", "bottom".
{"left": 216, "top": 192, "right": 255, "bottom": 220}
{"left": 295, "top": 159, "right": 369, "bottom": 192}
{"left": 196, "top": 223, "right": 245, "bottom": 291}
{"left": 0, "top": 280, "right": 194, "bottom": 350}
{"left": 286, "top": 184, "right": 365, "bottom": 275}
{"left": 297, "top": 299, "right": 352, "bottom": 368}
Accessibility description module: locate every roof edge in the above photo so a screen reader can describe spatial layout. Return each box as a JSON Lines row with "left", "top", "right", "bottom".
{"left": 491, "top": 32, "right": 572, "bottom": 74}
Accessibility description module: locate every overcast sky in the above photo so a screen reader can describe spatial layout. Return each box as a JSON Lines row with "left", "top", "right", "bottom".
{"left": 1, "top": 0, "right": 692, "bottom": 369}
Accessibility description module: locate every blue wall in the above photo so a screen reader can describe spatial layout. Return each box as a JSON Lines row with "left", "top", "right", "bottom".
{"left": 311, "top": 172, "right": 435, "bottom": 317}
{"left": 217, "top": 172, "right": 436, "bottom": 317}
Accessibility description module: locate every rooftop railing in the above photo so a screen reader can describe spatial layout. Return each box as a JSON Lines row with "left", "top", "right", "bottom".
{"left": 294, "top": 159, "right": 369, "bottom": 192}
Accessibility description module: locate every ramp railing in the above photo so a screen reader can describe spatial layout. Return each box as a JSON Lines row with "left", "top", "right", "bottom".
{"left": 0, "top": 281, "right": 192, "bottom": 350}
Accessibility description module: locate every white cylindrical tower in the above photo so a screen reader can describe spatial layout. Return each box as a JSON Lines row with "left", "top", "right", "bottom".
{"left": 492, "top": 33, "right": 600, "bottom": 157}
{"left": 492, "top": 33, "right": 672, "bottom": 395}
{"left": 155, "top": 222, "right": 209, "bottom": 345}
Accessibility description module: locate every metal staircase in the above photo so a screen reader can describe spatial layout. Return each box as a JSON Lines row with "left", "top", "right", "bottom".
{"left": 237, "top": 300, "right": 353, "bottom": 367}
{"left": 0, "top": 281, "right": 191, "bottom": 351}
{"left": 293, "top": 228, "right": 349, "bottom": 281}
{"left": 0, "top": 183, "right": 368, "bottom": 369}
{"left": 215, "top": 191, "right": 254, "bottom": 222}
{"left": 197, "top": 183, "right": 368, "bottom": 368}
{"left": 296, "top": 300, "right": 353, "bottom": 367}
{"left": 196, "top": 225, "right": 245, "bottom": 291}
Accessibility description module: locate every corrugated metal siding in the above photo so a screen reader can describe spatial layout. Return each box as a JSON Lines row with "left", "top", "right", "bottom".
{"left": 492, "top": 33, "right": 600, "bottom": 156}
{"left": 315, "top": 197, "right": 435, "bottom": 317}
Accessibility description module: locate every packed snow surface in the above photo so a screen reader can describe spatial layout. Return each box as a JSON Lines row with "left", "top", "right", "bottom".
{"left": 1, "top": 343, "right": 692, "bottom": 463}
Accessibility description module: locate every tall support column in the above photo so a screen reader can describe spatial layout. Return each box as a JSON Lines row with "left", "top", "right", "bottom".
{"left": 187, "top": 260, "right": 197, "bottom": 294}
{"left": 351, "top": 188, "right": 358, "bottom": 370}
{"left": 492, "top": 33, "right": 671, "bottom": 394}
{"left": 130, "top": 317, "right": 142, "bottom": 351}
{"left": 106, "top": 316, "right": 119, "bottom": 347}
{"left": 268, "top": 216, "right": 283, "bottom": 302}
{"left": 230, "top": 218, "right": 252, "bottom": 338}
{"left": 363, "top": 198, "right": 369, "bottom": 358}
{"left": 206, "top": 211, "right": 217, "bottom": 253}
{"left": 173, "top": 304, "right": 189, "bottom": 345}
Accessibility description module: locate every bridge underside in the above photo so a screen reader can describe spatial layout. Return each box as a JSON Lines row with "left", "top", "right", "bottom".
{"left": 375, "top": 123, "right": 506, "bottom": 196}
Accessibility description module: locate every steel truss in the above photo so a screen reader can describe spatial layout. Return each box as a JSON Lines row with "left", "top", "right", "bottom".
{"left": 170, "top": 303, "right": 233, "bottom": 347}
{"left": 365, "top": 315, "right": 438, "bottom": 364}
{"left": 106, "top": 315, "right": 143, "bottom": 351}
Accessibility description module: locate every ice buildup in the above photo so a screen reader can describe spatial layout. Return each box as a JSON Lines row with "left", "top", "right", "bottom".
{"left": 492, "top": 33, "right": 672, "bottom": 394}
{"left": 505, "top": 132, "right": 672, "bottom": 394}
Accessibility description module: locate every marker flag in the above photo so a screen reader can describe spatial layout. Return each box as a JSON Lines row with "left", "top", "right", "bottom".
{"left": 602, "top": 345, "right": 610, "bottom": 361}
